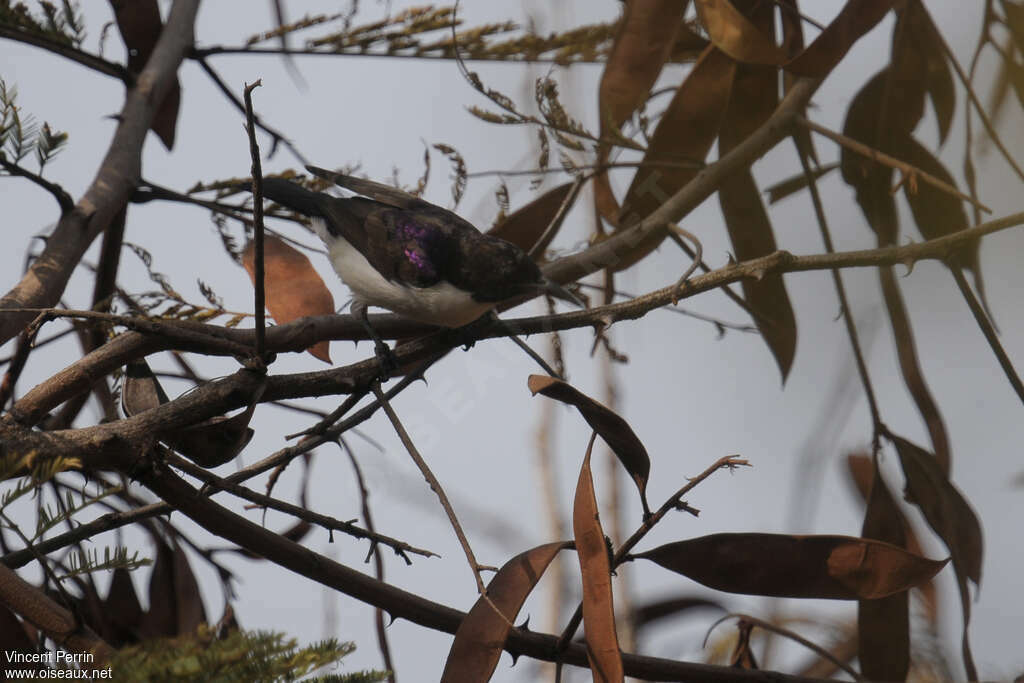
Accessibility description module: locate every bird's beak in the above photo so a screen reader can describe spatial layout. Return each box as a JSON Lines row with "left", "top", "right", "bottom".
{"left": 542, "top": 278, "right": 585, "bottom": 308}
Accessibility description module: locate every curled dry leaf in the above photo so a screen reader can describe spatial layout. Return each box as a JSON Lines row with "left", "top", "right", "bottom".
{"left": 108, "top": 0, "right": 180, "bottom": 149}
{"left": 695, "top": 0, "right": 787, "bottom": 65}
{"left": 574, "top": 436, "right": 623, "bottom": 683}
{"left": 528, "top": 375, "right": 651, "bottom": 516}
{"left": 486, "top": 182, "right": 577, "bottom": 255}
{"left": 440, "top": 542, "right": 570, "bottom": 683}
{"left": 891, "top": 434, "right": 982, "bottom": 680}
{"left": 242, "top": 235, "right": 334, "bottom": 363}
{"left": 891, "top": 436, "right": 982, "bottom": 586}
{"left": 616, "top": 46, "right": 736, "bottom": 270}
{"left": 635, "top": 533, "right": 948, "bottom": 600}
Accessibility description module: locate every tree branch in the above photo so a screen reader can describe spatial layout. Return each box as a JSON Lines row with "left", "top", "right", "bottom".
{"left": 0, "top": 0, "right": 200, "bottom": 344}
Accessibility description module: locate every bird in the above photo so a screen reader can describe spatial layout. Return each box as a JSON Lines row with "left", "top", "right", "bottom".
{"left": 251, "top": 165, "right": 578, "bottom": 369}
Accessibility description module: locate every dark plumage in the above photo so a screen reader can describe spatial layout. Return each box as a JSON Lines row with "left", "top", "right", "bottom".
{"left": 252, "top": 166, "right": 575, "bottom": 335}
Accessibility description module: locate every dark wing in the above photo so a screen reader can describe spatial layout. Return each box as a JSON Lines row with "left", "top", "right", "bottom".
{"left": 306, "top": 165, "right": 431, "bottom": 211}
{"left": 358, "top": 206, "right": 461, "bottom": 288}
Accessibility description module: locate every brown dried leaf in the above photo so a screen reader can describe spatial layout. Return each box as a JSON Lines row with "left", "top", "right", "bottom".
{"left": 857, "top": 457, "right": 910, "bottom": 681}
{"left": 164, "top": 409, "right": 256, "bottom": 468}
{"left": 898, "top": 137, "right": 983, "bottom": 286}
{"left": 765, "top": 163, "right": 838, "bottom": 204}
{"left": 695, "top": 0, "right": 786, "bottom": 64}
{"left": 0, "top": 604, "right": 38, "bottom": 654}
{"left": 786, "top": 0, "right": 900, "bottom": 78}
{"left": 122, "top": 359, "right": 255, "bottom": 467}
{"left": 636, "top": 533, "right": 948, "bottom": 599}
{"left": 108, "top": 0, "right": 180, "bottom": 149}
{"left": 528, "top": 375, "right": 651, "bottom": 516}
{"left": 104, "top": 567, "right": 144, "bottom": 647}
{"left": 139, "top": 539, "right": 206, "bottom": 638}
{"left": 600, "top": 0, "right": 689, "bottom": 131}
{"left": 486, "top": 182, "right": 577, "bottom": 255}
{"left": 718, "top": 3, "right": 796, "bottom": 382}
{"left": 595, "top": 0, "right": 689, "bottom": 223}
{"left": 121, "top": 359, "right": 170, "bottom": 416}
{"left": 441, "top": 542, "right": 569, "bottom": 682}
{"left": 242, "top": 236, "right": 334, "bottom": 363}
{"left": 891, "top": 435, "right": 982, "bottom": 586}
{"left": 616, "top": 46, "right": 736, "bottom": 270}
{"left": 878, "top": 268, "right": 952, "bottom": 473}
{"left": 574, "top": 437, "right": 623, "bottom": 682}
{"left": 891, "top": 434, "right": 982, "bottom": 680}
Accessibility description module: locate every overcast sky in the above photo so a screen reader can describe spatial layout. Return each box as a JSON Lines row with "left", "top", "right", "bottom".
{"left": 3, "top": 1, "right": 1024, "bottom": 681}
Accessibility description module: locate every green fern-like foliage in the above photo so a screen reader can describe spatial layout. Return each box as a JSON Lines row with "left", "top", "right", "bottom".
{"left": 109, "top": 627, "right": 387, "bottom": 682}
{"left": 0, "top": 0, "right": 85, "bottom": 47}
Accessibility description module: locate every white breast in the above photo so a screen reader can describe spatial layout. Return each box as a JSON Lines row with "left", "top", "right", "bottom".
{"left": 313, "top": 218, "right": 493, "bottom": 328}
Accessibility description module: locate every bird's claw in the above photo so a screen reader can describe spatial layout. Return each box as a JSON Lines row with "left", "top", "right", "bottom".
{"left": 374, "top": 341, "right": 399, "bottom": 378}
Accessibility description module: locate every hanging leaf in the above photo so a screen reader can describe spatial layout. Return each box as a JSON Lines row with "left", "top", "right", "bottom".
{"left": 717, "top": 0, "right": 797, "bottom": 382}
{"left": 528, "top": 375, "right": 651, "bottom": 517}
{"left": 897, "top": 136, "right": 987, "bottom": 312}
{"left": 890, "top": 436, "right": 982, "bottom": 586}
{"left": 441, "top": 542, "right": 570, "bottom": 682}
{"left": 122, "top": 359, "right": 255, "bottom": 467}
{"left": 104, "top": 567, "right": 144, "bottom": 647}
{"left": 595, "top": 0, "right": 690, "bottom": 223}
{"left": 695, "top": 0, "right": 787, "bottom": 64}
{"left": 857, "top": 458, "right": 910, "bottom": 682}
{"left": 573, "top": 436, "right": 623, "bottom": 683}
{"left": 785, "top": 0, "right": 900, "bottom": 78}
{"left": 878, "top": 268, "right": 952, "bottom": 473}
{"left": 847, "top": 453, "right": 938, "bottom": 622}
{"left": 635, "top": 533, "right": 947, "bottom": 600}
{"left": 891, "top": 434, "right": 982, "bottom": 680}
{"left": 139, "top": 539, "right": 206, "bottom": 639}
{"left": 242, "top": 235, "right": 334, "bottom": 363}
{"left": 486, "top": 182, "right": 578, "bottom": 255}
{"left": 616, "top": 46, "right": 737, "bottom": 270}
{"left": 108, "top": 0, "right": 180, "bottom": 149}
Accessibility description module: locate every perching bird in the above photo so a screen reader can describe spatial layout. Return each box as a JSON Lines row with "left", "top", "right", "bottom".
{"left": 252, "top": 165, "right": 577, "bottom": 366}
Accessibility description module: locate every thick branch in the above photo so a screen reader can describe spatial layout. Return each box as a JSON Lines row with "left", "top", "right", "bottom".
{"left": 125, "top": 453, "right": 837, "bottom": 683}
{"left": 7, "top": 206, "right": 1024, "bottom": 429}
{"left": 0, "top": 0, "right": 200, "bottom": 344}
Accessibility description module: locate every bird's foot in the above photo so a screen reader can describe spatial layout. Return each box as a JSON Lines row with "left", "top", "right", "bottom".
{"left": 373, "top": 340, "right": 399, "bottom": 378}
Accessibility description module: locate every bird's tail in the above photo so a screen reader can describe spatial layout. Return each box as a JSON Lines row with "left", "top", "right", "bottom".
{"left": 253, "top": 177, "right": 326, "bottom": 216}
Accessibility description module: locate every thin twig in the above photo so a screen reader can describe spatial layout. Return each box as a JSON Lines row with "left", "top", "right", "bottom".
{"left": 0, "top": 157, "right": 74, "bottom": 213}
{"left": 704, "top": 614, "right": 865, "bottom": 682}
{"left": 931, "top": 9, "right": 1024, "bottom": 185}
{"left": 797, "top": 116, "right": 991, "bottom": 214}
{"left": 793, "top": 136, "right": 882, "bottom": 443}
{"left": 370, "top": 381, "right": 490, "bottom": 594}
{"left": 196, "top": 57, "right": 308, "bottom": 164}
{"left": 950, "top": 266, "right": 1024, "bottom": 405}
{"left": 340, "top": 438, "right": 396, "bottom": 682}
{"left": 244, "top": 80, "right": 268, "bottom": 361}
{"left": 668, "top": 222, "right": 703, "bottom": 304}
{"left": 168, "top": 452, "right": 435, "bottom": 561}
{"left": 529, "top": 175, "right": 584, "bottom": 260}
{"left": 573, "top": 282, "right": 757, "bottom": 333}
